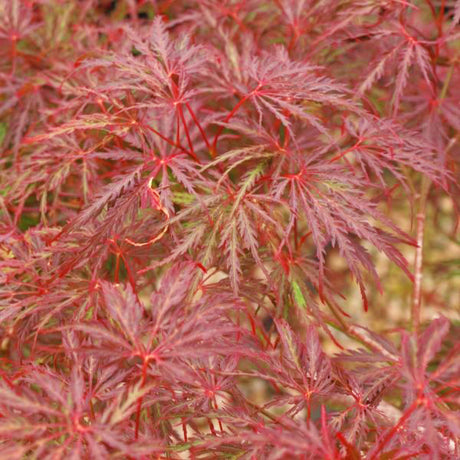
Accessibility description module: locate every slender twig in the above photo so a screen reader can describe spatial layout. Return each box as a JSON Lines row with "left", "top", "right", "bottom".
{"left": 211, "top": 92, "right": 253, "bottom": 155}
{"left": 411, "top": 176, "right": 430, "bottom": 335}
{"left": 370, "top": 401, "right": 418, "bottom": 459}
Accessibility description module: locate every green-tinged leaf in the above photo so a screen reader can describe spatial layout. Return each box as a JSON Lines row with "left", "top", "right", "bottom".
{"left": 172, "top": 191, "right": 195, "bottom": 205}
{"left": 0, "top": 123, "right": 6, "bottom": 145}
{"left": 230, "top": 162, "right": 266, "bottom": 217}
{"left": 292, "top": 280, "right": 307, "bottom": 309}
{"left": 274, "top": 318, "right": 302, "bottom": 371}
{"left": 101, "top": 382, "right": 155, "bottom": 425}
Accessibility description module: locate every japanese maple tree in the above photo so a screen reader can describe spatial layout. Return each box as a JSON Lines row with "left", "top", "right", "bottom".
{"left": 0, "top": 0, "right": 459, "bottom": 458}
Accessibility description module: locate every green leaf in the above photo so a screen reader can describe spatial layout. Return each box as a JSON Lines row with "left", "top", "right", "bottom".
{"left": 0, "top": 123, "right": 6, "bottom": 145}
{"left": 292, "top": 280, "right": 306, "bottom": 309}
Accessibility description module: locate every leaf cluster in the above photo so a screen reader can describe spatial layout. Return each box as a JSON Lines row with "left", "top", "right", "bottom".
{"left": 0, "top": 0, "right": 459, "bottom": 458}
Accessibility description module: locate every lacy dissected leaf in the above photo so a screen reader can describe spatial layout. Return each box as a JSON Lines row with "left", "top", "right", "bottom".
{"left": 0, "top": 365, "right": 162, "bottom": 458}
{"left": 101, "top": 281, "right": 144, "bottom": 345}
{"left": 338, "top": 117, "right": 447, "bottom": 187}
{"left": 272, "top": 154, "right": 413, "bottom": 308}
{"left": 70, "top": 264, "right": 241, "bottom": 384}
{"left": 257, "top": 319, "right": 335, "bottom": 418}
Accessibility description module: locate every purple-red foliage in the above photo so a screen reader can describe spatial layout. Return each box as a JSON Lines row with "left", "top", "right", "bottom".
{"left": 0, "top": 0, "right": 459, "bottom": 458}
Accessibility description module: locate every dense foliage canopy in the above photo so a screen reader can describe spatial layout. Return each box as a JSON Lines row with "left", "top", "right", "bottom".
{"left": 0, "top": 1, "right": 459, "bottom": 458}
